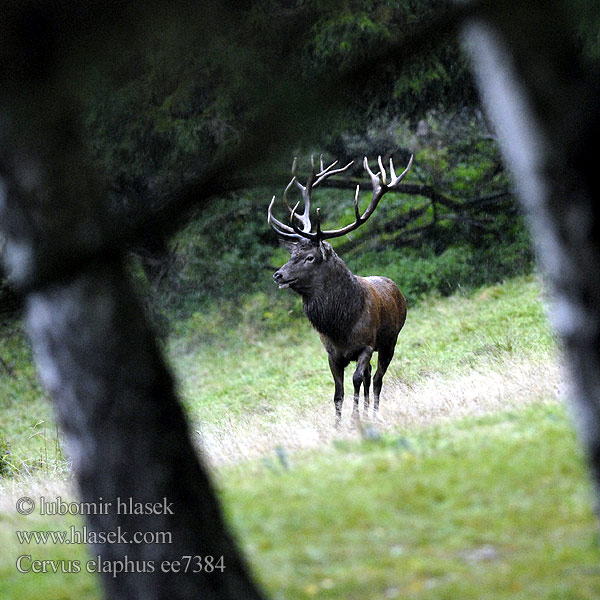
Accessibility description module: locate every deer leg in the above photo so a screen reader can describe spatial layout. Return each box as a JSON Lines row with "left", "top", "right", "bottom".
{"left": 364, "top": 362, "right": 372, "bottom": 413}
{"left": 373, "top": 347, "right": 394, "bottom": 414}
{"left": 328, "top": 355, "right": 345, "bottom": 425}
{"left": 353, "top": 348, "right": 373, "bottom": 419}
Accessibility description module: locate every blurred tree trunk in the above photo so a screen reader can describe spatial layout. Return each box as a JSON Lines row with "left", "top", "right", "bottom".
{"left": 461, "top": 0, "right": 600, "bottom": 509}
{"left": 0, "top": 5, "right": 264, "bottom": 600}
{"left": 1, "top": 125, "right": 265, "bottom": 600}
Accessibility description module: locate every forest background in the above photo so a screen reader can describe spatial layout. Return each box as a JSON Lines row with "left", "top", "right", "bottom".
{"left": 1, "top": 0, "right": 568, "bottom": 323}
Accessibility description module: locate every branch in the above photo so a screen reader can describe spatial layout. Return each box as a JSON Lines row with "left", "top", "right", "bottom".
{"left": 319, "top": 176, "right": 508, "bottom": 212}
{"left": 462, "top": 190, "right": 513, "bottom": 208}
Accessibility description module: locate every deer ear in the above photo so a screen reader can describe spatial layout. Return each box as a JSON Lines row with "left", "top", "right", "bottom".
{"left": 320, "top": 241, "right": 334, "bottom": 260}
{"left": 279, "top": 239, "right": 296, "bottom": 254}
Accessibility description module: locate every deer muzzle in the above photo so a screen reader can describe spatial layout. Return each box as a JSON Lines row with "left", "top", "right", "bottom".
{"left": 273, "top": 269, "right": 295, "bottom": 289}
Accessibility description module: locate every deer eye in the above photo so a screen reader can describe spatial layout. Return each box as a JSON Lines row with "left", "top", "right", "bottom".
{"left": 305, "top": 255, "right": 315, "bottom": 263}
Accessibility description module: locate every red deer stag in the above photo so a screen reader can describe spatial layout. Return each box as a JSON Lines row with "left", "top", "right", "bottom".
{"left": 268, "top": 154, "right": 412, "bottom": 423}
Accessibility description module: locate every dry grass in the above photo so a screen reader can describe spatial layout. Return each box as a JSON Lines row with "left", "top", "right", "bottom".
{"left": 0, "top": 470, "right": 76, "bottom": 514}
{"left": 194, "top": 355, "right": 563, "bottom": 466}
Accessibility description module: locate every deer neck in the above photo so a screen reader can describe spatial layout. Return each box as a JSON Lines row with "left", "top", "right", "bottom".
{"left": 301, "top": 259, "right": 364, "bottom": 342}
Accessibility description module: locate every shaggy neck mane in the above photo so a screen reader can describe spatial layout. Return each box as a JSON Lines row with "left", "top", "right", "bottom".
{"left": 301, "top": 256, "right": 364, "bottom": 341}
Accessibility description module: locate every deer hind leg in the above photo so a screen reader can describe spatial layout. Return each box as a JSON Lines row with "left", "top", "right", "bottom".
{"left": 373, "top": 346, "right": 394, "bottom": 414}
{"left": 353, "top": 347, "right": 374, "bottom": 419}
{"left": 328, "top": 355, "right": 345, "bottom": 426}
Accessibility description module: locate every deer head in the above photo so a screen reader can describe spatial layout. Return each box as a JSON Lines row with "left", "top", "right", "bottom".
{"left": 269, "top": 154, "right": 413, "bottom": 293}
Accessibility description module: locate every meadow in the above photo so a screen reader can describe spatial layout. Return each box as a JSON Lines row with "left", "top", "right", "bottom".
{"left": 1, "top": 274, "right": 600, "bottom": 599}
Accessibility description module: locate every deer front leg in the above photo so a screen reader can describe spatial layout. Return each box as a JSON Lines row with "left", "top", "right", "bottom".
{"left": 328, "top": 355, "right": 345, "bottom": 426}
{"left": 353, "top": 347, "right": 374, "bottom": 419}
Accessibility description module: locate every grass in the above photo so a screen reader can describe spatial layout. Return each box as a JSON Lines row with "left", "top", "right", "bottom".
{"left": 221, "top": 404, "right": 599, "bottom": 600}
{"left": 0, "top": 510, "right": 100, "bottom": 600}
{"left": 1, "top": 274, "right": 551, "bottom": 464}
{"left": 1, "top": 404, "right": 598, "bottom": 599}
{"left": 2, "top": 273, "right": 599, "bottom": 599}
{"left": 0, "top": 321, "right": 63, "bottom": 478}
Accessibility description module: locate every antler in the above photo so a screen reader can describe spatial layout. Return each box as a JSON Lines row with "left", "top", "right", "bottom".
{"left": 267, "top": 155, "right": 354, "bottom": 241}
{"left": 267, "top": 154, "right": 413, "bottom": 242}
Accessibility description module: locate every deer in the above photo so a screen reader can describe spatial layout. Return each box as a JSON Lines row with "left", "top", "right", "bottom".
{"left": 268, "top": 154, "right": 412, "bottom": 424}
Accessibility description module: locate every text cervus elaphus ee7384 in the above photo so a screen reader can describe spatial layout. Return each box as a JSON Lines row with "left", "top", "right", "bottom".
{"left": 268, "top": 154, "right": 412, "bottom": 423}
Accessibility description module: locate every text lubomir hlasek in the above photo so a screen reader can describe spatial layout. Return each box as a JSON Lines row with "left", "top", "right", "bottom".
{"left": 38, "top": 496, "right": 174, "bottom": 516}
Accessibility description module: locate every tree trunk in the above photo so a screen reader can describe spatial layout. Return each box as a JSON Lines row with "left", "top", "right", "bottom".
{"left": 461, "top": 0, "right": 600, "bottom": 509}
{"left": 1, "top": 172, "right": 265, "bottom": 600}
{"left": 0, "top": 6, "right": 265, "bottom": 598}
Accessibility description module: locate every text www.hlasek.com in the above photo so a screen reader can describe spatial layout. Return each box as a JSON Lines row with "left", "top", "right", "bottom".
{"left": 16, "top": 525, "right": 171, "bottom": 546}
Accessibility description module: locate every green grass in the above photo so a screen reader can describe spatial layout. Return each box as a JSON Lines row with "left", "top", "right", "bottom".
{"left": 221, "top": 404, "right": 599, "bottom": 600}
{"left": 1, "top": 404, "right": 598, "bottom": 599}
{"left": 0, "top": 322, "right": 62, "bottom": 477}
{"left": 0, "top": 273, "right": 553, "bottom": 444}
{"left": 1, "top": 274, "right": 555, "bottom": 467}
{"left": 0, "top": 510, "right": 100, "bottom": 600}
